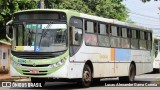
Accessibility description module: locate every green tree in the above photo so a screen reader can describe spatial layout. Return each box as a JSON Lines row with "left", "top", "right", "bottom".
{"left": 44, "top": 0, "right": 128, "bottom": 21}
{"left": 125, "top": 18, "right": 135, "bottom": 24}
{"left": 0, "top": 0, "right": 129, "bottom": 40}
{"left": 0, "top": 0, "right": 37, "bottom": 40}
{"left": 85, "top": 0, "right": 128, "bottom": 21}
{"left": 44, "top": 0, "right": 93, "bottom": 15}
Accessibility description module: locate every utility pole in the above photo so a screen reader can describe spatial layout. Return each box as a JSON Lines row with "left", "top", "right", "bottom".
{"left": 40, "top": 0, "right": 44, "bottom": 9}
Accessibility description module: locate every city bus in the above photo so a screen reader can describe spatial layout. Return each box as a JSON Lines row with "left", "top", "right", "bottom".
{"left": 153, "top": 35, "right": 160, "bottom": 73}
{"left": 6, "top": 9, "right": 153, "bottom": 87}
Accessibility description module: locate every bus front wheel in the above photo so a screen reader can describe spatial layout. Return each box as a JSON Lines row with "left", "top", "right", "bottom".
{"left": 119, "top": 64, "right": 136, "bottom": 82}
{"left": 78, "top": 64, "right": 92, "bottom": 88}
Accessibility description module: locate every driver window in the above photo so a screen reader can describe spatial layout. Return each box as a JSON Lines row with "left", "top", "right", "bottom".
{"left": 70, "top": 17, "right": 83, "bottom": 45}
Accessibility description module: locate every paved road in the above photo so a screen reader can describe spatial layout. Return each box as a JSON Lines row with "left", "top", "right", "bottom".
{"left": 1, "top": 73, "right": 160, "bottom": 90}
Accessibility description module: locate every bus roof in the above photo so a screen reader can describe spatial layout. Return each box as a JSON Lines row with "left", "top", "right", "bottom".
{"left": 13, "top": 9, "right": 75, "bottom": 14}
{"left": 14, "top": 9, "right": 152, "bottom": 32}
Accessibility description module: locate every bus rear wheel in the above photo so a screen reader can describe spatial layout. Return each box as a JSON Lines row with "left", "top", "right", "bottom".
{"left": 119, "top": 64, "right": 136, "bottom": 82}
{"left": 78, "top": 64, "right": 92, "bottom": 88}
{"left": 31, "top": 77, "right": 46, "bottom": 87}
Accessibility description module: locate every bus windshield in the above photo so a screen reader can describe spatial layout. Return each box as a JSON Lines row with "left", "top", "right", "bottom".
{"left": 12, "top": 23, "right": 67, "bottom": 52}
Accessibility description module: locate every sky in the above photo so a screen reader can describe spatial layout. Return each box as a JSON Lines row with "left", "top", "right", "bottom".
{"left": 122, "top": 0, "right": 160, "bottom": 34}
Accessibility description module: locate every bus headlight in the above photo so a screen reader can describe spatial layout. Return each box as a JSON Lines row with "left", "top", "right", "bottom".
{"left": 11, "top": 60, "right": 22, "bottom": 67}
{"left": 49, "top": 59, "right": 65, "bottom": 68}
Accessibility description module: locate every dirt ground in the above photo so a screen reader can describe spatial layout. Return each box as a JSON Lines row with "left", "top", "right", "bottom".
{"left": 0, "top": 73, "right": 28, "bottom": 81}
{"left": 0, "top": 73, "right": 12, "bottom": 81}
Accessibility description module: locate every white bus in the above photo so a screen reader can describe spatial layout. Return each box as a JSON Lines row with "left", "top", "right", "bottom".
{"left": 153, "top": 35, "right": 160, "bottom": 73}
{"left": 6, "top": 9, "right": 153, "bottom": 87}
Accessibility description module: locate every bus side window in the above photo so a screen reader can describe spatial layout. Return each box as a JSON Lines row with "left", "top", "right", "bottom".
{"left": 139, "top": 31, "right": 147, "bottom": 50}
{"left": 85, "top": 20, "right": 98, "bottom": 46}
{"left": 121, "top": 27, "right": 130, "bottom": 48}
{"left": 110, "top": 25, "right": 121, "bottom": 47}
{"left": 131, "top": 30, "right": 139, "bottom": 49}
{"left": 98, "top": 23, "right": 106, "bottom": 35}
{"left": 111, "top": 25, "right": 117, "bottom": 36}
{"left": 98, "top": 23, "right": 110, "bottom": 47}
{"left": 86, "top": 21, "right": 94, "bottom": 33}
{"left": 85, "top": 21, "right": 97, "bottom": 34}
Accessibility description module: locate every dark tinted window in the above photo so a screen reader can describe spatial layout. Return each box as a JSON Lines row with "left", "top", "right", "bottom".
{"left": 70, "top": 17, "right": 83, "bottom": 29}
{"left": 14, "top": 12, "right": 66, "bottom": 20}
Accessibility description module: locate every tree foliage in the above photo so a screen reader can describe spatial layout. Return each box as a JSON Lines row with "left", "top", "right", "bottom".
{"left": 0, "top": 0, "right": 128, "bottom": 40}
{"left": 0, "top": 0, "right": 37, "bottom": 39}
{"left": 44, "top": 0, "right": 128, "bottom": 21}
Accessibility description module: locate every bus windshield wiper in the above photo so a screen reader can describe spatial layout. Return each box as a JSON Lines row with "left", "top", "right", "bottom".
{"left": 39, "top": 22, "right": 53, "bottom": 46}
{"left": 22, "top": 22, "right": 31, "bottom": 46}
{"left": 22, "top": 22, "right": 35, "bottom": 46}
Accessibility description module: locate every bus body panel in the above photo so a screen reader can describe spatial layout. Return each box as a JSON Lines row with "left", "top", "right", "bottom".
{"left": 66, "top": 62, "right": 84, "bottom": 78}
{"left": 70, "top": 40, "right": 152, "bottom": 78}
{"left": 10, "top": 50, "right": 70, "bottom": 78}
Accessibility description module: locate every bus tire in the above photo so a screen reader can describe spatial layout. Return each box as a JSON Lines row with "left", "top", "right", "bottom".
{"left": 78, "top": 64, "right": 92, "bottom": 88}
{"left": 119, "top": 64, "right": 136, "bottom": 82}
{"left": 31, "top": 77, "right": 46, "bottom": 87}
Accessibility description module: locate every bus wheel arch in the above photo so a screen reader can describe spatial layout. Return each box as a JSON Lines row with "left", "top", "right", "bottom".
{"left": 129, "top": 61, "right": 136, "bottom": 82}
{"left": 85, "top": 60, "right": 93, "bottom": 76}
{"left": 119, "top": 61, "right": 136, "bottom": 82}
{"left": 130, "top": 61, "right": 136, "bottom": 75}
{"left": 78, "top": 60, "right": 93, "bottom": 88}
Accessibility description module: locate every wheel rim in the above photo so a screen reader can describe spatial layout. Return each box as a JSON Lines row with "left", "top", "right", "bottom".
{"left": 83, "top": 71, "right": 91, "bottom": 82}
{"left": 83, "top": 66, "right": 91, "bottom": 85}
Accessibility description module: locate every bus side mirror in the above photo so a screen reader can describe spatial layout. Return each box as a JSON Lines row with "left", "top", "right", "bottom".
{"left": 70, "top": 26, "right": 78, "bottom": 45}
{"left": 6, "top": 20, "right": 13, "bottom": 41}
{"left": 6, "top": 25, "right": 9, "bottom": 35}
{"left": 75, "top": 32, "right": 78, "bottom": 41}
{"left": 6, "top": 25, "right": 12, "bottom": 41}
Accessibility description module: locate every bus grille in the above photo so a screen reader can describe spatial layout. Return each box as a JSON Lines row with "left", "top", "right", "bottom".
{"left": 11, "top": 51, "right": 64, "bottom": 59}
{"left": 21, "top": 64, "right": 50, "bottom": 67}
{"left": 23, "top": 73, "right": 47, "bottom": 75}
